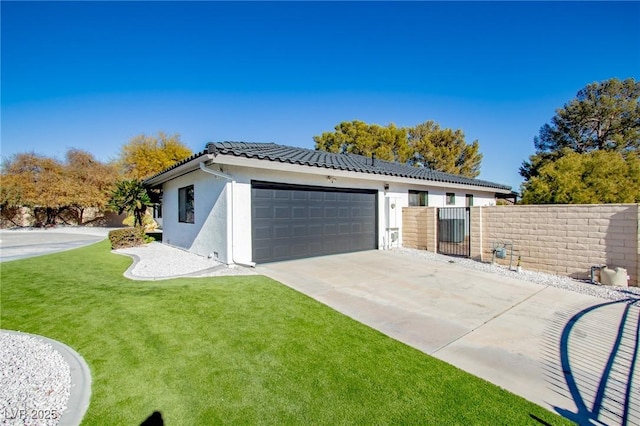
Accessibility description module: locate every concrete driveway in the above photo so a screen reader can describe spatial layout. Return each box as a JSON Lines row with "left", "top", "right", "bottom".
{"left": 0, "top": 228, "right": 110, "bottom": 262}
{"left": 258, "top": 250, "right": 639, "bottom": 426}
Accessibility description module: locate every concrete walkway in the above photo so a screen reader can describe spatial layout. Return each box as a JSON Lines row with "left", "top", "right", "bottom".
{"left": 257, "top": 250, "right": 640, "bottom": 426}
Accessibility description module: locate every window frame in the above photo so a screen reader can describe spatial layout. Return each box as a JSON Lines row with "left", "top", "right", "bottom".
{"left": 466, "top": 194, "right": 474, "bottom": 207}
{"left": 446, "top": 192, "right": 456, "bottom": 206}
{"left": 178, "top": 185, "right": 195, "bottom": 223}
{"left": 408, "top": 190, "right": 428, "bottom": 207}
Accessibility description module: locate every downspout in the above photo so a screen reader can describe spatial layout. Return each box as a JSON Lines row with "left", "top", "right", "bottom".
{"left": 199, "top": 162, "right": 256, "bottom": 268}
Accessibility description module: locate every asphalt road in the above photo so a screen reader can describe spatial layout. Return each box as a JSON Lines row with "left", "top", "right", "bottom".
{"left": 0, "top": 229, "right": 110, "bottom": 262}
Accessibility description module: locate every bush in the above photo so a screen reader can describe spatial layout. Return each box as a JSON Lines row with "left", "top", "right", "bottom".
{"left": 122, "top": 213, "right": 158, "bottom": 231}
{"left": 108, "top": 227, "right": 147, "bottom": 249}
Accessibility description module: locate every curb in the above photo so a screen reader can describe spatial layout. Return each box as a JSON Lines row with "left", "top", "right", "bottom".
{"left": 2, "top": 330, "right": 91, "bottom": 426}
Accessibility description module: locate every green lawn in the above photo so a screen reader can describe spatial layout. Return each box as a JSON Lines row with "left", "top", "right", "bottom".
{"left": 1, "top": 241, "right": 572, "bottom": 425}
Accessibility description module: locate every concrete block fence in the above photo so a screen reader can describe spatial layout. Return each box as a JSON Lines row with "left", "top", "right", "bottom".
{"left": 403, "top": 204, "right": 640, "bottom": 286}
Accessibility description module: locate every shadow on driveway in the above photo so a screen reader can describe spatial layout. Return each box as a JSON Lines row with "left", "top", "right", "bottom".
{"left": 544, "top": 299, "right": 639, "bottom": 426}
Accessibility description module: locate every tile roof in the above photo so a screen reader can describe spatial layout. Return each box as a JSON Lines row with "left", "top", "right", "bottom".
{"left": 207, "top": 142, "right": 511, "bottom": 190}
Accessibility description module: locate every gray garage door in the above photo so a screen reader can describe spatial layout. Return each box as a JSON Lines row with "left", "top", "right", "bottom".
{"left": 252, "top": 181, "right": 377, "bottom": 263}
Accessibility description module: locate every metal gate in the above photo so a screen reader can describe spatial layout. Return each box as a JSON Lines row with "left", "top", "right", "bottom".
{"left": 437, "top": 207, "right": 471, "bottom": 257}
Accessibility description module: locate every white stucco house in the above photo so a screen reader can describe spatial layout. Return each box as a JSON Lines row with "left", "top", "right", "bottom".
{"left": 144, "top": 142, "right": 513, "bottom": 265}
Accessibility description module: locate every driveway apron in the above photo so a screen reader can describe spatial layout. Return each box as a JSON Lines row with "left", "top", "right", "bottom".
{"left": 257, "top": 250, "right": 639, "bottom": 426}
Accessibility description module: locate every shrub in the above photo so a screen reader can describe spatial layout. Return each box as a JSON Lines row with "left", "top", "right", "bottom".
{"left": 122, "top": 213, "right": 158, "bottom": 231}
{"left": 108, "top": 227, "right": 147, "bottom": 249}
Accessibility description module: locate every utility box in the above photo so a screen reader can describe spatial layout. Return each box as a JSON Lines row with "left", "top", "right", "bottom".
{"left": 385, "top": 197, "right": 401, "bottom": 229}
{"left": 600, "top": 267, "right": 629, "bottom": 287}
{"left": 385, "top": 197, "right": 401, "bottom": 249}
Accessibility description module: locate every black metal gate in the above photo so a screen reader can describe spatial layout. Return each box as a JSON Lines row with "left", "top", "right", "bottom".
{"left": 437, "top": 207, "right": 471, "bottom": 257}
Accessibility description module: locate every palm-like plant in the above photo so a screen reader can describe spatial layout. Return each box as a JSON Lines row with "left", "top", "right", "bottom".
{"left": 108, "top": 179, "right": 152, "bottom": 227}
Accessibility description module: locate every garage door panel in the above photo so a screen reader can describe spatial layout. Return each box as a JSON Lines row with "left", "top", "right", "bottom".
{"left": 292, "top": 224, "right": 308, "bottom": 237}
{"left": 309, "top": 207, "right": 323, "bottom": 218}
{"left": 325, "top": 206, "right": 337, "bottom": 218}
{"left": 274, "top": 191, "right": 291, "bottom": 200}
{"left": 292, "top": 207, "right": 307, "bottom": 219}
{"left": 254, "top": 190, "right": 273, "bottom": 199}
{"left": 273, "top": 225, "right": 291, "bottom": 239}
{"left": 252, "top": 183, "right": 377, "bottom": 263}
{"left": 338, "top": 223, "right": 350, "bottom": 234}
{"left": 292, "top": 191, "right": 308, "bottom": 201}
{"left": 274, "top": 206, "right": 290, "bottom": 219}
{"left": 272, "top": 245, "right": 292, "bottom": 259}
{"left": 307, "top": 224, "right": 323, "bottom": 236}
{"left": 323, "top": 223, "right": 337, "bottom": 235}
{"left": 324, "top": 192, "right": 337, "bottom": 202}
{"left": 253, "top": 225, "right": 272, "bottom": 239}
{"left": 254, "top": 206, "right": 272, "bottom": 219}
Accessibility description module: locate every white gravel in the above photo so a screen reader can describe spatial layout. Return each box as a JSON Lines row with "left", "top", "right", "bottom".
{"left": 0, "top": 332, "right": 70, "bottom": 426}
{"left": 116, "top": 242, "right": 257, "bottom": 279}
{"left": 395, "top": 247, "right": 640, "bottom": 302}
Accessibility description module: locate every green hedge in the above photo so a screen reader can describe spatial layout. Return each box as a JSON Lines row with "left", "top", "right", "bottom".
{"left": 108, "top": 227, "right": 147, "bottom": 249}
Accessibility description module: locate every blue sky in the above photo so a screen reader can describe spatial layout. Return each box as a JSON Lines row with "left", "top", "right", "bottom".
{"left": 2, "top": 1, "right": 639, "bottom": 191}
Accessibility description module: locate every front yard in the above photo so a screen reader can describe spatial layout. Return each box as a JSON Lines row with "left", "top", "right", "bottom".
{"left": 1, "top": 241, "right": 571, "bottom": 425}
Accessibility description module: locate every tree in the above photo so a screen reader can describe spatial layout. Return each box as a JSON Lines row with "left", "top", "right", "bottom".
{"left": 108, "top": 179, "right": 152, "bottom": 227}
{"left": 119, "top": 132, "right": 193, "bottom": 180}
{"left": 1, "top": 150, "right": 118, "bottom": 225}
{"left": 520, "top": 78, "right": 640, "bottom": 180}
{"left": 520, "top": 77, "right": 640, "bottom": 203}
{"left": 520, "top": 150, "right": 640, "bottom": 204}
{"left": 63, "top": 149, "right": 119, "bottom": 223}
{"left": 1, "top": 152, "right": 66, "bottom": 225}
{"left": 407, "top": 121, "right": 482, "bottom": 178}
{"left": 313, "top": 120, "right": 412, "bottom": 163}
{"left": 313, "top": 120, "right": 483, "bottom": 177}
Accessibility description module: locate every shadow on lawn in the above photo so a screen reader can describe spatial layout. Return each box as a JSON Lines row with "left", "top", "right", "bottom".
{"left": 544, "top": 298, "right": 639, "bottom": 426}
{"left": 140, "top": 411, "right": 164, "bottom": 425}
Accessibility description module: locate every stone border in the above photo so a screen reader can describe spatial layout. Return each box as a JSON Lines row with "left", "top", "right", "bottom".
{"left": 2, "top": 330, "right": 92, "bottom": 426}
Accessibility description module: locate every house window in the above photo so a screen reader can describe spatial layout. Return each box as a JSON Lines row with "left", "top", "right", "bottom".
{"left": 409, "top": 190, "right": 428, "bottom": 207}
{"left": 179, "top": 185, "right": 194, "bottom": 223}
{"left": 446, "top": 192, "right": 455, "bottom": 205}
{"left": 466, "top": 194, "right": 474, "bottom": 207}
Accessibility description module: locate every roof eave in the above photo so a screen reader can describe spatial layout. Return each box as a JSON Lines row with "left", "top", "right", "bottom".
{"left": 144, "top": 153, "right": 214, "bottom": 187}
{"left": 211, "top": 153, "right": 512, "bottom": 193}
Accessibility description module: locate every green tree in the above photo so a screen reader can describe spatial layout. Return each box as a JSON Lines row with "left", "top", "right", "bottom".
{"left": 313, "top": 120, "right": 412, "bottom": 163}
{"left": 313, "top": 120, "right": 483, "bottom": 178}
{"left": 520, "top": 78, "right": 640, "bottom": 180}
{"left": 119, "top": 131, "right": 193, "bottom": 180}
{"left": 520, "top": 150, "right": 640, "bottom": 204}
{"left": 108, "top": 179, "right": 152, "bottom": 227}
{"left": 408, "top": 121, "right": 482, "bottom": 178}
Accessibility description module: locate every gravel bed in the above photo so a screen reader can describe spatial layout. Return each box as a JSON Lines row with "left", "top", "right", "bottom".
{"left": 116, "top": 242, "right": 257, "bottom": 279}
{"left": 0, "top": 332, "right": 70, "bottom": 426}
{"left": 395, "top": 247, "right": 640, "bottom": 302}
